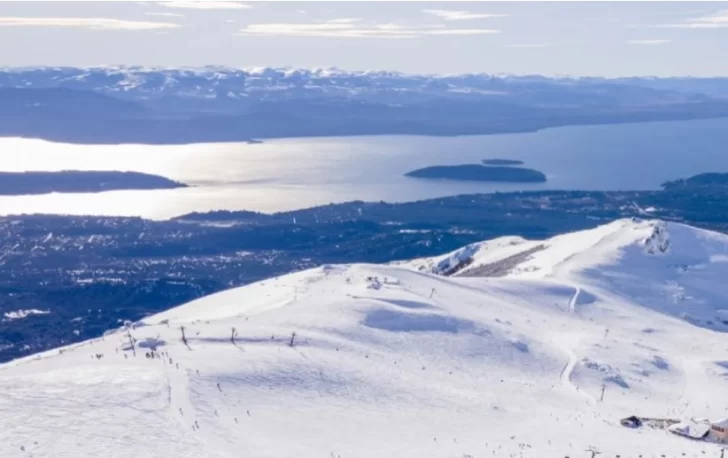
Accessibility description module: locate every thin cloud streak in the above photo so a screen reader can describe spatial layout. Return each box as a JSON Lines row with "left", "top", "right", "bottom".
{"left": 236, "top": 20, "right": 500, "bottom": 39}
{"left": 237, "top": 23, "right": 416, "bottom": 39}
{"left": 654, "top": 9, "right": 711, "bottom": 16}
{"left": 144, "top": 12, "right": 186, "bottom": 18}
{"left": 327, "top": 18, "right": 362, "bottom": 24}
{"left": 422, "top": 9, "right": 508, "bottom": 21}
{"left": 159, "top": 1, "right": 250, "bottom": 10}
{"left": 0, "top": 17, "right": 180, "bottom": 30}
{"left": 628, "top": 39, "right": 671, "bottom": 45}
{"left": 506, "top": 43, "right": 550, "bottom": 48}
{"left": 655, "top": 9, "right": 728, "bottom": 29}
{"left": 426, "top": 29, "right": 500, "bottom": 35}
{"left": 659, "top": 23, "right": 728, "bottom": 29}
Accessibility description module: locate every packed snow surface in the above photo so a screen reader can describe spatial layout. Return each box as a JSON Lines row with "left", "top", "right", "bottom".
{"left": 1, "top": 219, "right": 726, "bottom": 457}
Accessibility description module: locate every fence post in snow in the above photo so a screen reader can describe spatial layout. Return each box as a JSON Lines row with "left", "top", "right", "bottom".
{"left": 127, "top": 331, "right": 135, "bottom": 356}
{"left": 586, "top": 446, "right": 601, "bottom": 458}
{"left": 600, "top": 384, "right": 606, "bottom": 402}
{"left": 181, "top": 326, "right": 188, "bottom": 348}
{"left": 289, "top": 332, "right": 296, "bottom": 348}
{"left": 429, "top": 288, "right": 435, "bottom": 299}
{"left": 231, "top": 327, "right": 237, "bottom": 345}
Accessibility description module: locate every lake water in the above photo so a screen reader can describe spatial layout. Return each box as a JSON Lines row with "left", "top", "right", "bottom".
{"left": 1, "top": 118, "right": 728, "bottom": 220}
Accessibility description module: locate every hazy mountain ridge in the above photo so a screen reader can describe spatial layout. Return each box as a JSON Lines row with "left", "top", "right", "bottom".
{"left": 1, "top": 66, "right": 721, "bottom": 111}
{"left": 2, "top": 67, "right": 728, "bottom": 143}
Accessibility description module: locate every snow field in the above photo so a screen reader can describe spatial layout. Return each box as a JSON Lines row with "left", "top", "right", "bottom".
{"left": 1, "top": 219, "right": 727, "bottom": 457}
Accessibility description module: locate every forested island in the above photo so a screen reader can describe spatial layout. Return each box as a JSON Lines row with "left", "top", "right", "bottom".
{"left": 662, "top": 172, "right": 728, "bottom": 190}
{"left": 405, "top": 164, "right": 547, "bottom": 183}
{"left": 0, "top": 170, "right": 188, "bottom": 195}
{"left": 482, "top": 159, "right": 525, "bottom": 166}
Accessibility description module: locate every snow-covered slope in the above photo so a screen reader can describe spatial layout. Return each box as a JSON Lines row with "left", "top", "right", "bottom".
{"left": 1, "top": 219, "right": 727, "bottom": 458}
{"left": 402, "top": 218, "right": 728, "bottom": 333}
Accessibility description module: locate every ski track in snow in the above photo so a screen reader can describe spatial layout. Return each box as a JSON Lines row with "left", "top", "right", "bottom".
{"left": 554, "top": 333, "right": 598, "bottom": 406}
{"left": 556, "top": 286, "right": 598, "bottom": 404}
{"left": 569, "top": 286, "right": 581, "bottom": 314}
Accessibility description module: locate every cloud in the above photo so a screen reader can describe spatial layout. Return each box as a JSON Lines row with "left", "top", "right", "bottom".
{"left": 0, "top": 17, "right": 180, "bottom": 30}
{"left": 422, "top": 9, "right": 508, "bottom": 21}
{"left": 159, "top": 1, "right": 250, "bottom": 10}
{"left": 236, "top": 20, "right": 500, "bottom": 39}
{"left": 426, "top": 29, "right": 500, "bottom": 35}
{"left": 654, "top": 9, "right": 711, "bottom": 16}
{"left": 237, "top": 22, "right": 415, "bottom": 38}
{"left": 144, "top": 12, "right": 186, "bottom": 17}
{"left": 506, "top": 43, "right": 550, "bottom": 48}
{"left": 656, "top": 9, "right": 728, "bottom": 29}
{"left": 627, "top": 39, "right": 671, "bottom": 45}
{"left": 327, "top": 18, "right": 362, "bottom": 24}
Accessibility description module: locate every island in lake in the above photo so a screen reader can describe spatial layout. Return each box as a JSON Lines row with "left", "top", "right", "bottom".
{"left": 0, "top": 170, "right": 189, "bottom": 196}
{"left": 482, "top": 159, "right": 525, "bottom": 166}
{"left": 662, "top": 172, "right": 728, "bottom": 190}
{"left": 405, "top": 164, "right": 547, "bottom": 183}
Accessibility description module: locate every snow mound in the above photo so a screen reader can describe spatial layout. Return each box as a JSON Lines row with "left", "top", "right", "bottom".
{"left": 1, "top": 220, "right": 727, "bottom": 457}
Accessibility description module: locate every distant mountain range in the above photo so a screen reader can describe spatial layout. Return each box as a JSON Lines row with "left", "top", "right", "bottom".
{"left": 2, "top": 66, "right": 728, "bottom": 143}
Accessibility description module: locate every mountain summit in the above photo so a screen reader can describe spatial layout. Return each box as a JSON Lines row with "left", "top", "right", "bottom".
{"left": 1, "top": 219, "right": 726, "bottom": 457}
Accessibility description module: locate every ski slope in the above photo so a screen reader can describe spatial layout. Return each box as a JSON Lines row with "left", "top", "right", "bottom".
{"left": 1, "top": 219, "right": 727, "bottom": 458}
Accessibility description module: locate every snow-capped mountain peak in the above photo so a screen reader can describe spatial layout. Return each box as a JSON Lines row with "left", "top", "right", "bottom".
{"left": 403, "top": 218, "right": 728, "bottom": 332}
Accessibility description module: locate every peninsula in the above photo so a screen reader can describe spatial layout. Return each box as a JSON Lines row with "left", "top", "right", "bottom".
{"left": 0, "top": 170, "right": 189, "bottom": 195}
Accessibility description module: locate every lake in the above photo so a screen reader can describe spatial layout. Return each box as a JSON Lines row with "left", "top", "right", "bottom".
{"left": 1, "top": 117, "right": 728, "bottom": 220}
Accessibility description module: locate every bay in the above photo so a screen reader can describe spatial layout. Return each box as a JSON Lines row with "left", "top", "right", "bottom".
{"left": 1, "top": 117, "right": 727, "bottom": 220}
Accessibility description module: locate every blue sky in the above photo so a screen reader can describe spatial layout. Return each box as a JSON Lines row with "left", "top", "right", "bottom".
{"left": 0, "top": 1, "right": 727, "bottom": 76}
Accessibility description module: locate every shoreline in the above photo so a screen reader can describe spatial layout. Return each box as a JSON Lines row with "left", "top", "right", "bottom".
{"left": 2, "top": 114, "right": 728, "bottom": 146}
{"left": 0, "top": 186, "right": 671, "bottom": 221}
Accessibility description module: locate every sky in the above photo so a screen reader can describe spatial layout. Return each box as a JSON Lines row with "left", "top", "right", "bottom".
{"left": 0, "top": 1, "right": 727, "bottom": 77}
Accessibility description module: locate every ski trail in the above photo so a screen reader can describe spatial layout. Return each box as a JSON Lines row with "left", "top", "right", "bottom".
{"left": 167, "top": 363, "right": 193, "bottom": 431}
{"left": 163, "top": 348, "right": 236, "bottom": 457}
{"left": 553, "top": 334, "right": 597, "bottom": 406}
{"left": 568, "top": 286, "right": 581, "bottom": 314}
